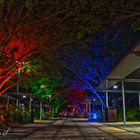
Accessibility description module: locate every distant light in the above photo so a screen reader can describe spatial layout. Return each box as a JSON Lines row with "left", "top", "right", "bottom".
{"left": 93, "top": 99, "right": 96, "bottom": 101}
{"left": 89, "top": 112, "right": 98, "bottom": 120}
{"left": 48, "top": 95, "right": 51, "bottom": 98}
{"left": 113, "top": 85, "right": 118, "bottom": 89}
{"left": 88, "top": 111, "right": 102, "bottom": 121}
{"left": 23, "top": 95, "right": 26, "bottom": 99}
{"left": 40, "top": 84, "right": 45, "bottom": 88}
{"left": 93, "top": 113, "right": 97, "bottom": 119}
{"left": 31, "top": 99, "right": 33, "bottom": 101}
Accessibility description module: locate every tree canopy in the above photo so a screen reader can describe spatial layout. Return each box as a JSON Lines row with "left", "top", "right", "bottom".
{"left": 0, "top": 0, "right": 140, "bottom": 113}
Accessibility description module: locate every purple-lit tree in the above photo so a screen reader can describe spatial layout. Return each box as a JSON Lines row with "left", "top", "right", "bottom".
{"left": 58, "top": 25, "right": 139, "bottom": 110}
{"left": 62, "top": 51, "right": 106, "bottom": 108}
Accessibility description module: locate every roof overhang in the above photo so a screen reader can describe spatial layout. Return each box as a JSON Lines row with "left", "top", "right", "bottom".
{"left": 96, "top": 44, "right": 140, "bottom": 91}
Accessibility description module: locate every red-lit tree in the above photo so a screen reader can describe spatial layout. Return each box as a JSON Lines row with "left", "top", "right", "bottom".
{"left": 0, "top": 0, "right": 68, "bottom": 95}
{"left": 0, "top": 1, "right": 42, "bottom": 95}
{"left": 0, "top": 24, "right": 49, "bottom": 95}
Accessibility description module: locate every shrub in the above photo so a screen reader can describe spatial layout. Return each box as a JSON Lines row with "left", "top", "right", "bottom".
{"left": 10, "top": 106, "right": 31, "bottom": 123}
{"left": 118, "top": 107, "right": 140, "bottom": 121}
{"left": 0, "top": 103, "right": 32, "bottom": 124}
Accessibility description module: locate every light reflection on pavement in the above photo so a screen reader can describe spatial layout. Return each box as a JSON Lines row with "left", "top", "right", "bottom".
{"left": 0, "top": 118, "right": 140, "bottom": 140}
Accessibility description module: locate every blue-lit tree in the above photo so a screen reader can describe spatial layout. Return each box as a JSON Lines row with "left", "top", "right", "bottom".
{"left": 62, "top": 49, "right": 106, "bottom": 108}
{"left": 59, "top": 25, "right": 139, "bottom": 112}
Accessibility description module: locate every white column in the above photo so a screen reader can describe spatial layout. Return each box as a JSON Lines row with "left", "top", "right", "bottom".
{"left": 16, "top": 98, "right": 19, "bottom": 106}
{"left": 17, "top": 69, "right": 20, "bottom": 92}
{"left": 16, "top": 69, "right": 20, "bottom": 107}
{"left": 122, "top": 81, "right": 126, "bottom": 125}
{"left": 138, "top": 92, "right": 140, "bottom": 109}
{"left": 49, "top": 96, "right": 52, "bottom": 116}
{"left": 106, "top": 80, "right": 109, "bottom": 108}
{"left": 29, "top": 95, "right": 32, "bottom": 110}
{"left": 89, "top": 101, "right": 91, "bottom": 113}
{"left": 40, "top": 101, "right": 42, "bottom": 120}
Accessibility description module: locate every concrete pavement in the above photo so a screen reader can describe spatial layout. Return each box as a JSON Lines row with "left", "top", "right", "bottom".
{"left": 104, "top": 122, "right": 140, "bottom": 135}
{"left": 0, "top": 118, "right": 140, "bottom": 140}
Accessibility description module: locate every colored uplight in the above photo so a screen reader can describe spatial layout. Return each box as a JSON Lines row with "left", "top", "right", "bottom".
{"left": 88, "top": 111, "right": 102, "bottom": 121}
{"left": 89, "top": 112, "right": 98, "bottom": 120}
{"left": 93, "top": 113, "right": 97, "bottom": 119}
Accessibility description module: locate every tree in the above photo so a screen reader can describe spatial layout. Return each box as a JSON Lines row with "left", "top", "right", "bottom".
{"left": 0, "top": 0, "right": 66, "bottom": 95}
{"left": 1, "top": 0, "right": 139, "bottom": 95}
{"left": 54, "top": 25, "right": 139, "bottom": 108}
{"left": 0, "top": 24, "right": 50, "bottom": 95}
{"left": 15, "top": 24, "right": 139, "bottom": 114}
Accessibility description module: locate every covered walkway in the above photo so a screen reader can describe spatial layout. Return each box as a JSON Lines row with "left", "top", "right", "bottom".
{"left": 96, "top": 44, "right": 140, "bottom": 124}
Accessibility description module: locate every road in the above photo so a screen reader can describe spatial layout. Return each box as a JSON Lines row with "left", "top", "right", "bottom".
{"left": 1, "top": 118, "right": 140, "bottom": 140}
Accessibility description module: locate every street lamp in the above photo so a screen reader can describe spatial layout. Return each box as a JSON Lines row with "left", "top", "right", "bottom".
{"left": 39, "top": 84, "right": 46, "bottom": 120}
{"left": 40, "top": 100, "right": 42, "bottom": 120}
{"left": 48, "top": 95, "right": 52, "bottom": 116}
{"left": 16, "top": 61, "right": 24, "bottom": 107}
{"left": 16, "top": 68, "right": 20, "bottom": 106}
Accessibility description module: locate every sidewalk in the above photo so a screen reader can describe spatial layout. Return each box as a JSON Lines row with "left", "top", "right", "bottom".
{"left": 104, "top": 121, "right": 140, "bottom": 135}
{"left": 34, "top": 119, "right": 54, "bottom": 123}
{"left": 4, "top": 119, "right": 56, "bottom": 129}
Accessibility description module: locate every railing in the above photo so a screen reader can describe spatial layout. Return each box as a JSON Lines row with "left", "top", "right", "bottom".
{"left": 0, "top": 123, "right": 11, "bottom": 136}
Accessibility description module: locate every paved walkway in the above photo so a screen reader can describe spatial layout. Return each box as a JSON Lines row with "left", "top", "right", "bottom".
{"left": 0, "top": 118, "right": 140, "bottom": 140}
{"left": 104, "top": 122, "right": 140, "bottom": 135}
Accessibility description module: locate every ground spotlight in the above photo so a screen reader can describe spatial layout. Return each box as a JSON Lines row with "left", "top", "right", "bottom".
{"left": 88, "top": 111, "right": 102, "bottom": 121}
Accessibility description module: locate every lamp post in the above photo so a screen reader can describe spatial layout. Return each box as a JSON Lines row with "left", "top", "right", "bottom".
{"left": 48, "top": 95, "right": 52, "bottom": 116}
{"left": 39, "top": 84, "right": 46, "bottom": 120}
{"left": 16, "top": 68, "right": 20, "bottom": 106}
{"left": 40, "top": 100, "right": 42, "bottom": 120}
{"left": 106, "top": 79, "right": 109, "bottom": 108}
{"left": 16, "top": 61, "right": 24, "bottom": 107}
{"left": 122, "top": 81, "right": 126, "bottom": 125}
{"left": 29, "top": 95, "right": 32, "bottom": 110}
{"left": 138, "top": 92, "right": 140, "bottom": 110}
